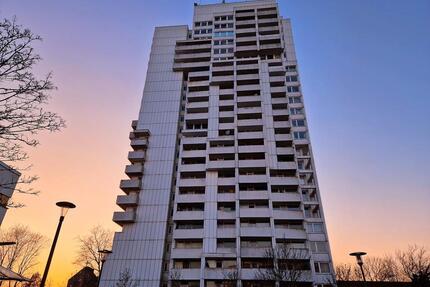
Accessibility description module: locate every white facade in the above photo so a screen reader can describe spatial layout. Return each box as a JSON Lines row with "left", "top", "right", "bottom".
{"left": 0, "top": 161, "right": 21, "bottom": 225}
{"left": 101, "top": 1, "right": 335, "bottom": 286}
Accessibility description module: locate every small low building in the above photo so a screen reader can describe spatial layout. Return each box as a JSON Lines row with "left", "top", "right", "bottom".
{"left": 67, "top": 267, "right": 98, "bottom": 287}
{"left": 0, "top": 161, "right": 21, "bottom": 225}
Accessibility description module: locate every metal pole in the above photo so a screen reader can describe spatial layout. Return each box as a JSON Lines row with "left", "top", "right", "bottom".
{"left": 97, "top": 260, "right": 105, "bottom": 287}
{"left": 40, "top": 215, "right": 64, "bottom": 287}
{"left": 359, "top": 263, "right": 367, "bottom": 282}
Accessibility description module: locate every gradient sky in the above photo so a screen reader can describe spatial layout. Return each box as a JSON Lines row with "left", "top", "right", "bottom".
{"left": 1, "top": 0, "right": 429, "bottom": 285}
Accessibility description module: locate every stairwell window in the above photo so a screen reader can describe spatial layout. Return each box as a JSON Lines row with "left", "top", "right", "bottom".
{"left": 314, "top": 262, "right": 330, "bottom": 273}
{"left": 293, "top": 131, "right": 307, "bottom": 140}
{"left": 287, "top": 85, "right": 299, "bottom": 93}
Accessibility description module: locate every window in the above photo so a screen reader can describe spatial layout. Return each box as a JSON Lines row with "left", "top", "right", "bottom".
{"left": 214, "top": 23, "right": 233, "bottom": 29}
{"left": 314, "top": 262, "right": 330, "bottom": 273}
{"left": 292, "top": 119, "right": 305, "bottom": 127}
{"left": 307, "top": 222, "right": 324, "bottom": 233}
{"left": 288, "top": 96, "right": 301, "bottom": 104}
{"left": 214, "top": 48, "right": 234, "bottom": 54}
{"left": 287, "top": 85, "right": 299, "bottom": 93}
{"left": 215, "top": 15, "right": 233, "bottom": 21}
{"left": 214, "top": 39, "right": 234, "bottom": 45}
{"left": 286, "top": 75, "right": 298, "bottom": 82}
{"left": 293, "top": 131, "right": 307, "bottom": 140}
{"left": 214, "top": 31, "right": 234, "bottom": 38}
{"left": 310, "top": 241, "right": 328, "bottom": 253}
{"left": 290, "top": 108, "right": 303, "bottom": 115}
{"left": 195, "top": 21, "right": 212, "bottom": 27}
{"left": 286, "top": 65, "right": 296, "bottom": 72}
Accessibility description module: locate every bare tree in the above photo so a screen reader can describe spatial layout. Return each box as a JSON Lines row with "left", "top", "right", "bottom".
{"left": 0, "top": 225, "right": 47, "bottom": 280}
{"left": 169, "top": 270, "right": 182, "bottom": 287}
{"left": 21, "top": 272, "right": 41, "bottom": 287}
{"left": 255, "top": 244, "right": 310, "bottom": 286}
{"left": 397, "top": 245, "right": 430, "bottom": 286}
{"left": 115, "top": 269, "right": 137, "bottom": 287}
{"left": 0, "top": 17, "right": 65, "bottom": 200}
{"left": 222, "top": 269, "right": 238, "bottom": 287}
{"left": 335, "top": 263, "right": 355, "bottom": 281}
{"left": 74, "top": 225, "right": 113, "bottom": 276}
{"left": 361, "top": 256, "right": 403, "bottom": 282}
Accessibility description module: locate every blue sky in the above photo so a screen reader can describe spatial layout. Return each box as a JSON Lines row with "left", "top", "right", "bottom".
{"left": 1, "top": 0, "right": 429, "bottom": 279}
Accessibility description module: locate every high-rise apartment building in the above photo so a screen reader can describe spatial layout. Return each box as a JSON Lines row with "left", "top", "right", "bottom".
{"left": 100, "top": 1, "right": 335, "bottom": 286}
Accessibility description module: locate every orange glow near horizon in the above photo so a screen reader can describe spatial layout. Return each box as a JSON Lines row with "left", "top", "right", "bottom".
{"left": 1, "top": 0, "right": 430, "bottom": 286}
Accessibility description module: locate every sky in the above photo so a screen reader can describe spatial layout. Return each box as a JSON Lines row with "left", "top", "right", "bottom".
{"left": 0, "top": 0, "right": 429, "bottom": 285}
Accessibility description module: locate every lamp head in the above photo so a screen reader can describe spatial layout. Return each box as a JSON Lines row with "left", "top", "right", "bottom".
{"left": 350, "top": 251, "right": 367, "bottom": 265}
{"left": 56, "top": 201, "right": 76, "bottom": 217}
{"left": 98, "top": 249, "right": 112, "bottom": 262}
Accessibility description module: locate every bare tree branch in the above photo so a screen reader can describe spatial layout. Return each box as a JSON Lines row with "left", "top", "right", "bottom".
{"left": 73, "top": 225, "right": 113, "bottom": 276}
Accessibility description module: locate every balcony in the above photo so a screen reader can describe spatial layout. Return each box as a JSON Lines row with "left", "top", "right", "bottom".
{"left": 274, "top": 228, "right": 307, "bottom": 240}
{"left": 217, "top": 228, "right": 236, "bottom": 238}
{"left": 172, "top": 268, "right": 200, "bottom": 280}
{"left": 237, "top": 95, "right": 261, "bottom": 103}
{"left": 209, "top": 146, "right": 235, "bottom": 154}
{"left": 211, "top": 75, "right": 234, "bottom": 83}
{"left": 128, "top": 151, "right": 145, "bottom": 163}
{"left": 175, "top": 43, "right": 211, "bottom": 52}
{"left": 276, "top": 147, "right": 295, "bottom": 155}
{"left": 171, "top": 248, "right": 202, "bottom": 259}
{"left": 274, "top": 134, "right": 292, "bottom": 141}
{"left": 218, "top": 210, "right": 236, "bottom": 220}
{"left": 173, "top": 61, "right": 211, "bottom": 72}
{"left": 174, "top": 52, "right": 211, "bottom": 62}
{"left": 273, "top": 121, "right": 290, "bottom": 129}
{"left": 269, "top": 177, "right": 299, "bottom": 186}
{"left": 273, "top": 209, "right": 304, "bottom": 220}
{"left": 271, "top": 192, "right": 301, "bottom": 202}
{"left": 180, "top": 163, "right": 206, "bottom": 172}
{"left": 277, "top": 162, "right": 297, "bottom": 170}
{"left": 236, "top": 74, "right": 259, "bottom": 81}
{"left": 239, "top": 174, "right": 267, "bottom": 183}
{"left": 119, "top": 179, "right": 141, "bottom": 193}
{"left": 236, "top": 63, "right": 259, "bottom": 71}
{"left": 270, "top": 86, "right": 287, "bottom": 94}
{"left": 239, "top": 190, "right": 269, "bottom": 200}
{"left": 237, "top": 131, "right": 264, "bottom": 140}
{"left": 116, "top": 194, "right": 138, "bottom": 209}
{"left": 240, "top": 207, "right": 270, "bottom": 218}
{"left": 178, "top": 178, "right": 206, "bottom": 187}
{"left": 173, "top": 228, "right": 204, "bottom": 239}
{"left": 238, "top": 159, "right": 266, "bottom": 168}
{"left": 124, "top": 164, "right": 144, "bottom": 176}
{"left": 241, "top": 248, "right": 268, "bottom": 257}
{"left": 238, "top": 145, "right": 265, "bottom": 153}
{"left": 113, "top": 210, "right": 135, "bottom": 226}
{"left": 241, "top": 227, "right": 272, "bottom": 237}
{"left": 207, "top": 160, "right": 236, "bottom": 171}
{"left": 173, "top": 211, "right": 204, "bottom": 221}
{"left": 272, "top": 109, "right": 288, "bottom": 117}
{"left": 130, "top": 138, "right": 148, "bottom": 150}
{"left": 237, "top": 119, "right": 263, "bottom": 127}
{"left": 176, "top": 193, "right": 205, "bottom": 203}
{"left": 235, "top": 45, "right": 258, "bottom": 53}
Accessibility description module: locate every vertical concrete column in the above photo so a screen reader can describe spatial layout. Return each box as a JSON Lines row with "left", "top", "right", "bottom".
{"left": 208, "top": 85, "right": 220, "bottom": 139}
{"left": 204, "top": 171, "right": 218, "bottom": 253}
{"left": 259, "top": 61, "right": 277, "bottom": 169}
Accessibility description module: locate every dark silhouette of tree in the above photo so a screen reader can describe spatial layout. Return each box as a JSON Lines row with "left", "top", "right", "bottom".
{"left": 0, "top": 225, "right": 47, "bottom": 282}
{"left": 22, "top": 272, "right": 41, "bottom": 287}
{"left": 397, "top": 245, "right": 430, "bottom": 287}
{"left": 114, "top": 269, "right": 137, "bottom": 287}
{"left": 222, "top": 269, "right": 238, "bottom": 287}
{"left": 169, "top": 270, "right": 182, "bottom": 287}
{"left": 74, "top": 225, "right": 113, "bottom": 276}
{"left": 255, "top": 244, "right": 310, "bottom": 286}
{"left": 0, "top": 16, "right": 65, "bottom": 203}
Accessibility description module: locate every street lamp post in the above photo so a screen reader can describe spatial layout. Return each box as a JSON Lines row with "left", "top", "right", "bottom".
{"left": 40, "top": 201, "right": 76, "bottom": 287}
{"left": 97, "top": 249, "right": 112, "bottom": 287}
{"left": 350, "top": 251, "right": 367, "bottom": 283}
